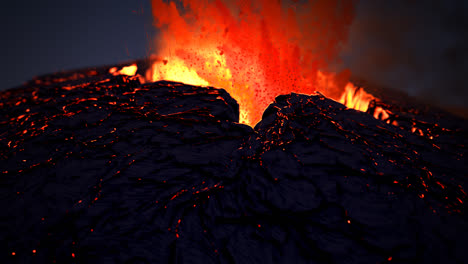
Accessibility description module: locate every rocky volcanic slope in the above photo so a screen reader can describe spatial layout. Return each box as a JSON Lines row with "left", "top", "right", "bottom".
{"left": 0, "top": 66, "right": 467, "bottom": 264}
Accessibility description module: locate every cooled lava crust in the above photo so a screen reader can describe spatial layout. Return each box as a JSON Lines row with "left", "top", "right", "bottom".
{"left": 1, "top": 62, "right": 467, "bottom": 263}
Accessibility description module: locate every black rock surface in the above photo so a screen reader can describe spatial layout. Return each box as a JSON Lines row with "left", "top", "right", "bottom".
{"left": 0, "top": 66, "right": 467, "bottom": 264}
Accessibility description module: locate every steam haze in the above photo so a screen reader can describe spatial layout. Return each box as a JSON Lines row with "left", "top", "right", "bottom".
{"left": 342, "top": 0, "right": 468, "bottom": 109}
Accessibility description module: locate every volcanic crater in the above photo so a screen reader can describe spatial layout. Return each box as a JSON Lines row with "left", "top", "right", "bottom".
{"left": 0, "top": 60, "right": 467, "bottom": 263}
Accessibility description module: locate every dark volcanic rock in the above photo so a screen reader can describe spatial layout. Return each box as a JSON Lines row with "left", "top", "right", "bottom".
{"left": 0, "top": 66, "right": 467, "bottom": 264}
{"left": 250, "top": 93, "right": 468, "bottom": 263}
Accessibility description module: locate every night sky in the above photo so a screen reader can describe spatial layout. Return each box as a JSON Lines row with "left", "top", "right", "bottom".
{"left": 0, "top": 0, "right": 156, "bottom": 90}
{"left": 1, "top": 0, "right": 467, "bottom": 110}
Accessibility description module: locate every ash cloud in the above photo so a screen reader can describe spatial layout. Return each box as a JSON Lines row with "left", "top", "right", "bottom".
{"left": 341, "top": 0, "right": 468, "bottom": 110}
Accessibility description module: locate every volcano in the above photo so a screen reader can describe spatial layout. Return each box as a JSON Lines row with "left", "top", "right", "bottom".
{"left": 0, "top": 59, "right": 467, "bottom": 263}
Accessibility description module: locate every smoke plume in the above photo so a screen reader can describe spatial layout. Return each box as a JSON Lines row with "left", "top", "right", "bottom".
{"left": 342, "top": 0, "right": 468, "bottom": 111}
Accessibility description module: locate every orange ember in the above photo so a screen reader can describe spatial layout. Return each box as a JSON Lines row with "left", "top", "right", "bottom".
{"left": 146, "top": 0, "right": 388, "bottom": 125}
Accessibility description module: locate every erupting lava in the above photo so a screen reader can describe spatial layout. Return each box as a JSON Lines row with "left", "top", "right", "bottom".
{"left": 339, "top": 83, "right": 391, "bottom": 121}
{"left": 144, "top": 0, "right": 386, "bottom": 126}
{"left": 110, "top": 64, "right": 138, "bottom": 76}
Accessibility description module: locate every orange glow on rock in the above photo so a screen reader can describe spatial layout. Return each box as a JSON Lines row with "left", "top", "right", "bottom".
{"left": 148, "top": 0, "right": 356, "bottom": 126}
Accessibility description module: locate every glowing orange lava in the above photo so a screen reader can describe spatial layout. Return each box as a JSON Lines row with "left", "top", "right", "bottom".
{"left": 146, "top": 0, "right": 389, "bottom": 126}
{"left": 339, "top": 83, "right": 390, "bottom": 120}
{"left": 110, "top": 64, "right": 138, "bottom": 76}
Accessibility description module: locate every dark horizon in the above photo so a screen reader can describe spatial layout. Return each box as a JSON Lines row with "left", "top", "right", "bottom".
{"left": 0, "top": 0, "right": 156, "bottom": 90}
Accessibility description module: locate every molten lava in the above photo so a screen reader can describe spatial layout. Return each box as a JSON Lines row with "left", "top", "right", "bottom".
{"left": 146, "top": 0, "right": 388, "bottom": 126}
{"left": 110, "top": 64, "right": 138, "bottom": 76}
{"left": 339, "top": 83, "right": 390, "bottom": 121}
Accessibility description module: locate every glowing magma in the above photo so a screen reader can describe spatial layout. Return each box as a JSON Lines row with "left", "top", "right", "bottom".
{"left": 146, "top": 0, "right": 388, "bottom": 126}
{"left": 110, "top": 64, "right": 138, "bottom": 76}
{"left": 339, "top": 83, "right": 390, "bottom": 121}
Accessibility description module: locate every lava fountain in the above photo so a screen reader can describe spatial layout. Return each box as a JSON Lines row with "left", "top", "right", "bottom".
{"left": 145, "top": 0, "right": 384, "bottom": 126}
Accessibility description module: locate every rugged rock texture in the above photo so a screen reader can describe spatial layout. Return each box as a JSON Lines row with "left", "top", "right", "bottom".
{"left": 0, "top": 65, "right": 467, "bottom": 263}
